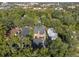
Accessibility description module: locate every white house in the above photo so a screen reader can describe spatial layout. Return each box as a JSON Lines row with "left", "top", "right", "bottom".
{"left": 67, "top": 6, "right": 75, "bottom": 9}
{"left": 47, "top": 28, "right": 57, "bottom": 40}
{"left": 55, "top": 7, "right": 64, "bottom": 11}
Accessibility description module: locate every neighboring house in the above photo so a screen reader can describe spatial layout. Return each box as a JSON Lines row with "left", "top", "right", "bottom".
{"left": 5, "top": 26, "right": 30, "bottom": 40}
{"left": 55, "top": 7, "right": 64, "bottom": 10}
{"left": 21, "top": 26, "right": 29, "bottom": 37}
{"left": 67, "top": 6, "right": 75, "bottom": 9}
{"left": 5, "top": 26, "right": 21, "bottom": 37}
{"left": 10, "top": 27, "right": 21, "bottom": 36}
{"left": 33, "top": 24, "right": 46, "bottom": 48}
{"left": 47, "top": 28, "right": 58, "bottom": 40}
{"left": 33, "top": 7, "right": 42, "bottom": 10}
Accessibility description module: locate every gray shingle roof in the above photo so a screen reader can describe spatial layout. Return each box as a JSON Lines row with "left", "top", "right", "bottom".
{"left": 34, "top": 25, "right": 46, "bottom": 34}
{"left": 21, "top": 26, "right": 29, "bottom": 37}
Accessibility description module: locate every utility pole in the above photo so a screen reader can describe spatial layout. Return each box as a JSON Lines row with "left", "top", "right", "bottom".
{"left": 58, "top": 2, "right": 59, "bottom": 6}
{"left": 56, "top": 2, "right": 59, "bottom": 7}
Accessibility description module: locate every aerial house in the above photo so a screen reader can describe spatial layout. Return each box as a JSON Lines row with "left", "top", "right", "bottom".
{"left": 32, "top": 24, "right": 46, "bottom": 49}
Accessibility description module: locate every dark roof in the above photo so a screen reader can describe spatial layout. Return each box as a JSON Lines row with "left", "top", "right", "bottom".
{"left": 32, "top": 39, "right": 46, "bottom": 48}
{"left": 21, "top": 26, "right": 29, "bottom": 37}
{"left": 33, "top": 39, "right": 43, "bottom": 46}
{"left": 34, "top": 25, "right": 46, "bottom": 34}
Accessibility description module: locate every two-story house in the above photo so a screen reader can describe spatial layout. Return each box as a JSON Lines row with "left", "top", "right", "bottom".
{"left": 33, "top": 24, "right": 46, "bottom": 48}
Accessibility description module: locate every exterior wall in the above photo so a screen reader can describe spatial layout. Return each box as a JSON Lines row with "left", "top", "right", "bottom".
{"left": 33, "top": 32, "right": 46, "bottom": 40}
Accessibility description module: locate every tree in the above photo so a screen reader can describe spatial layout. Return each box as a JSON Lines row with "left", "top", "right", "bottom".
{"left": 51, "top": 10, "right": 63, "bottom": 19}
{"left": 3, "top": 20, "right": 15, "bottom": 33}
{"left": 62, "top": 12, "right": 76, "bottom": 26}
{"left": 48, "top": 38, "right": 74, "bottom": 57}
